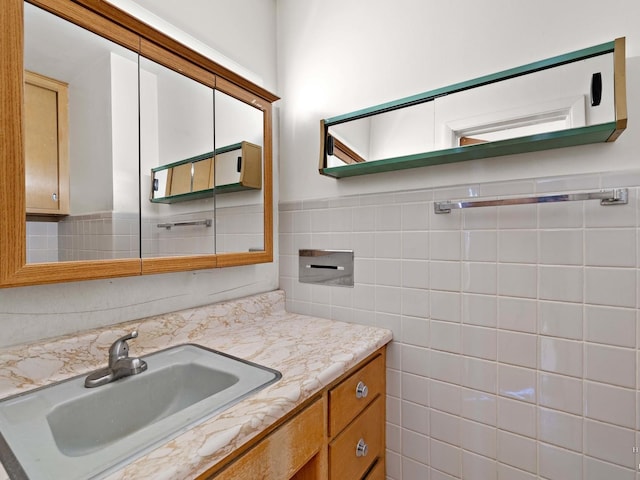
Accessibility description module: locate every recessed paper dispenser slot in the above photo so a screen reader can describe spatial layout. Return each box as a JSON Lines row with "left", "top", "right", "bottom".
{"left": 299, "top": 249, "right": 354, "bottom": 287}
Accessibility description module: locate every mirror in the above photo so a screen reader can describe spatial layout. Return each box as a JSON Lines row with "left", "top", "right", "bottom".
{"left": 214, "top": 89, "right": 265, "bottom": 253}
{"left": 320, "top": 38, "right": 626, "bottom": 178}
{"left": 24, "top": 2, "right": 140, "bottom": 263}
{"left": 0, "top": 0, "right": 277, "bottom": 287}
{"left": 139, "top": 55, "right": 215, "bottom": 258}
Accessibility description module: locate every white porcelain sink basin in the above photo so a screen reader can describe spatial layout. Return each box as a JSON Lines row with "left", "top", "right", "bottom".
{"left": 0, "top": 344, "right": 281, "bottom": 480}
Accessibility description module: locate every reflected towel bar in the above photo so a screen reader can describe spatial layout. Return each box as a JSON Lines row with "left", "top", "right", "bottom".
{"left": 157, "top": 219, "right": 213, "bottom": 230}
{"left": 434, "top": 188, "right": 628, "bottom": 214}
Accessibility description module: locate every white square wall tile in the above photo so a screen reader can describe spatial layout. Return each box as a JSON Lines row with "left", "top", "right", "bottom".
{"left": 497, "top": 397, "right": 536, "bottom": 437}
{"left": 461, "top": 388, "right": 496, "bottom": 426}
{"left": 538, "top": 201, "right": 584, "bottom": 229}
{"left": 498, "top": 203, "right": 537, "bottom": 230}
{"left": 462, "top": 325, "right": 497, "bottom": 360}
{"left": 464, "top": 206, "right": 498, "bottom": 230}
{"left": 401, "top": 202, "right": 429, "bottom": 231}
{"left": 402, "top": 288, "right": 430, "bottom": 318}
{"left": 585, "top": 267, "right": 636, "bottom": 308}
{"left": 539, "top": 337, "right": 582, "bottom": 378}
{"left": 430, "top": 261, "right": 461, "bottom": 292}
{"left": 430, "top": 350, "right": 462, "bottom": 385}
{"left": 498, "top": 264, "right": 537, "bottom": 299}
{"left": 430, "top": 409, "right": 460, "bottom": 446}
{"left": 375, "top": 259, "right": 402, "bottom": 286}
{"left": 584, "top": 419, "right": 636, "bottom": 466}
{"left": 463, "top": 294, "right": 497, "bottom": 327}
{"left": 402, "top": 400, "right": 429, "bottom": 435}
{"left": 402, "top": 316, "right": 429, "bottom": 348}
{"left": 498, "top": 230, "right": 537, "bottom": 264}
{"left": 461, "top": 418, "right": 497, "bottom": 458}
{"left": 430, "top": 291, "right": 461, "bottom": 322}
{"left": 430, "top": 438, "right": 461, "bottom": 478}
{"left": 462, "top": 450, "right": 497, "bottom": 480}
{"left": 538, "top": 407, "right": 582, "bottom": 452}
{"left": 497, "top": 297, "right": 536, "bottom": 333}
{"left": 539, "top": 442, "right": 582, "bottom": 480}
{"left": 463, "top": 262, "right": 497, "bottom": 295}
{"left": 538, "top": 372, "right": 583, "bottom": 415}
{"left": 402, "top": 231, "right": 429, "bottom": 259}
{"left": 585, "top": 229, "right": 636, "bottom": 267}
{"left": 497, "top": 430, "right": 537, "bottom": 474}
{"left": 462, "top": 356, "right": 497, "bottom": 393}
{"left": 463, "top": 230, "right": 497, "bottom": 261}
{"left": 402, "top": 429, "right": 429, "bottom": 464}
{"left": 498, "top": 364, "right": 536, "bottom": 403}
{"left": 584, "top": 305, "right": 636, "bottom": 348}
{"left": 431, "top": 320, "right": 461, "bottom": 354}
{"left": 403, "top": 372, "right": 429, "bottom": 406}
{"left": 375, "top": 204, "right": 401, "bottom": 231}
{"left": 584, "top": 381, "right": 636, "bottom": 428}
{"left": 401, "top": 344, "right": 430, "bottom": 377}
{"left": 402, "top": 260, "right": 429, "bottom": 289}
{"left": 539, "top": 229, "right": 583, "bottom": 266}
{"left": 538, "top": 301, "right": 582, "bottom": 340}
{"left": 401, "top": 457, "right": 429, "bottom": 480}
{"left": 375, "top": 232, "right": 402, "bottom": 258}
{"left": 430, "top": 380, "right": 461, "bottom": 415}
{"left": 585, "top": 343, "right": 635, "bottom": 388}
{"left": 498, "top": 331, "right": 537, "bottom": 368}
{"left": 374, "top": 285, "right": 401, "bottom": 314}
{"left": 431, "top": 231, "right": 461, "bottom": 260}
{"left": 583, "top": 456, "right": 635, "bottom": 480}
{"left": 539, "top": 266, "right": 583, "bottom": 303}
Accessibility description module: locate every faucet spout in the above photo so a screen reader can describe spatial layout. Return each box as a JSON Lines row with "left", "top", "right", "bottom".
{"left": 84, "top": 331, "right": 148, "bottom": 388}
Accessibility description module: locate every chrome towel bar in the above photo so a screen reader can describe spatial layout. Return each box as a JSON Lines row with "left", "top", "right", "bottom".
{"left": 434, "top": 188, "right": 628, "bottom": 214}
{"left": 157, "top": 219, "right": 213, "bottom": 230}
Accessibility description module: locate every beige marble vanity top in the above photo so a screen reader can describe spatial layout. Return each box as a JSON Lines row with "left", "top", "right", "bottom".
{"left": 0, "top": 290, "right": 392, "bottom": 479}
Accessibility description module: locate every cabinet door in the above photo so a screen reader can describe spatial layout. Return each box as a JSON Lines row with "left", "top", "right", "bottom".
{"left": 24, "top": 71, "right": 69, "bottom": 215}
{"left": 210, "top": 398, "right": 325, "bottom": 480}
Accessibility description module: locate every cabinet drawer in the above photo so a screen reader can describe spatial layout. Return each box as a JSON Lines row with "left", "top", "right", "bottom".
{"left": 364, "top": 459, "right": 385, "bottom": 480}
{"left": 329, "top": 396, "right": 384, "bottom": 480}
{"left": 329, "top": 354, "right": 384, "bottom": 436}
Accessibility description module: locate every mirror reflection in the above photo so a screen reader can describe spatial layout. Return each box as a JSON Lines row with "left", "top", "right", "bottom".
{"left": 24, "top": 2, "right": 140, "bottom": 263}
{"left": 323, "top": 45, "right": 619, "bottom": 173}
{"left": 214, "top": 89, "right": 265, "bottom": 253}
{"left": 139, "top": 56, "right": 215, "bottom": 258}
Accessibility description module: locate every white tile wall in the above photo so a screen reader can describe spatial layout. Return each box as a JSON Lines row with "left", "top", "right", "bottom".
{"left": 278, "top": 172, "right": 640, "bottom": 479}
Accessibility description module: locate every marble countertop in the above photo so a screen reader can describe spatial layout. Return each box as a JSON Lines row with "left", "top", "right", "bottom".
{"left": 0, "top": 290, "right": 392, "bottom": 479}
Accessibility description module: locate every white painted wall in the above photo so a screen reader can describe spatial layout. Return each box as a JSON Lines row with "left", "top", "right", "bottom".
{"left": 277, "top": 0, "right": 640, "bottom": 203}
{"left": 0, "top": 0, "right": 278, "bottom": 348}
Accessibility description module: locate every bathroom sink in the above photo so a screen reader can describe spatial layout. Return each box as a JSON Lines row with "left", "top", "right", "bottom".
{"left": 0, "top": 344, "right": 281, "bottom": 480}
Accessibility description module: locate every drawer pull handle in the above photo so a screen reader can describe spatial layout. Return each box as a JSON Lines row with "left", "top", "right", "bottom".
{"left": 356, "top": 438, "right": 368, "bottom": 457}
{"left": 355, "top": 381, "right": 368, "bottom": 399}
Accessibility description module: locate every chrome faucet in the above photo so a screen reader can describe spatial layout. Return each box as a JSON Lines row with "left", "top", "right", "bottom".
{"left": 84, "top": 331, "right": 148, "bottom": 388}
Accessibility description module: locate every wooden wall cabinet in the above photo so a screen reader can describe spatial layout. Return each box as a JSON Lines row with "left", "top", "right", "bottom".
{"left": 24, "top": 70, "right": 69, "bottom": 215}
{"left": 200, "top": 348, "right": 386, "bottom": 480}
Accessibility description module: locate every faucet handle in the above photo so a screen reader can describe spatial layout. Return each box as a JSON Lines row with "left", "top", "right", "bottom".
{"left": 108, "top": 330, "right": 139, "bottom": 366}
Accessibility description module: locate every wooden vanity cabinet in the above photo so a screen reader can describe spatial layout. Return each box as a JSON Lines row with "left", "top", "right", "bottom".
{"left": 200, "top": 347, "right": 386, "bottom": 480}
{"left": 328, "top": 352, "right": 386, "bottom": 479}
{"left": 24, "top": 70, "right": 69, "bottom": 215}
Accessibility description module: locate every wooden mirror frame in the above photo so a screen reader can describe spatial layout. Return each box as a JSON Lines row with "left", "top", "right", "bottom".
{"left": 0, "top": 0, "right": 277, "bottom": 287}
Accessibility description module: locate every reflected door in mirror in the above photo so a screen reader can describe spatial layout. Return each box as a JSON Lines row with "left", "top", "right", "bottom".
{"left": 24, "top": 2, "right": 140, "bottom": 263}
